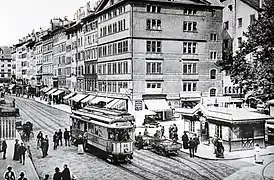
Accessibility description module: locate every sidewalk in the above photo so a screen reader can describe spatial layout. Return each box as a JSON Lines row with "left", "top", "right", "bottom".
{"left": 0, "top": 131, "right": 39, "bottom": 180}
{"left": 33, "top": 97, "right": 71, "bottom": 114}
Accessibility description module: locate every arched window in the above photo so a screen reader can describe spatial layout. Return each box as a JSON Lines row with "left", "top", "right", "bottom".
{"left": 210, "top": 69, "right": 217, "bottom": 79}
{"left": 210, "top": 88, "right": 217, "bottom": 97}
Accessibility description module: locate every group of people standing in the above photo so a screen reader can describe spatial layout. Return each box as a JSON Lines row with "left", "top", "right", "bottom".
{"left": 13, "top": 139, "right": 28, "bottom": 165}
{"left": 52, "top": 128, "right": 71, "bottom": 150}
{"left": 50, "top": 164, "right": 74, "bottom": 180}
{"left": 211, "top": 135, "right": 224, "bottom": 158}
{"left": 168, "top": 124, "right": 179, "bottom": 141}
{"left": 36, "top": 131, "right": 49, "bottom": 158}
{"left": 182, "top": 132, "right": 200, "bottom": 158}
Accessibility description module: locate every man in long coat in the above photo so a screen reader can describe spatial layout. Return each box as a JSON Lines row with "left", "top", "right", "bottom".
{"left": 2, "top": 139, "right": 7, "bottom": 159}
{"left": 182, "top": 131, "right": 189, "bottom": 149}
{"left": 62, "top": 164, "right": 71, "bottom": 180}
{"left": 13, "top": 139, "right": 20, "bottom": 160}
{"left": 188, "top": 137, "right": 196, "bottom": 158}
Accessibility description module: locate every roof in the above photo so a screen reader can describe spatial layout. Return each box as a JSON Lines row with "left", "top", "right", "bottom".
{"left": 175, "top": 103, "right": 272, "bottom": 123}
{"left": 241, "top": 0, "right": 260, "bottom": 10}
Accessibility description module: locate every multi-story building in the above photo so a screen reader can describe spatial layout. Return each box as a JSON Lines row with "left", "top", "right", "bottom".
{"left": 91, "top": 0, "right": 223, "bottom": 120}
{"left": 34, "top": 31, "right": 44, "bottom": 87}
{"left": 0, "top": 46, "right": 13, "bottom": 83}
{"left": 221, "top": 0, "right": 263, "bottom": 97}
{"left": 41, "top": 30, "right": 54, "bottom": 87}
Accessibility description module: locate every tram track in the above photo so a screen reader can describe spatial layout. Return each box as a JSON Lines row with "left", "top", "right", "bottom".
{"left": 134, "top": 152, "right": 197, "bottom": 180}
{"left": 136, "top": 150, "right": 209, "bottom": 180}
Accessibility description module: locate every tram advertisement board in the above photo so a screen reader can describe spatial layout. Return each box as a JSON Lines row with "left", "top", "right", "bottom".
{"left": 135, "top": 100, "right": 142, "bottom": 111}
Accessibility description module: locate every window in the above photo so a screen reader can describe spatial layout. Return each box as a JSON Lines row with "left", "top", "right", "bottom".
{"left": 189, "top": 121, "right": 195, "bottom": 132}
{"left": 147, "top": 19, "right": 161, "bottom": 30}
{"left": 183, "top": 21, "right": 197, "bottom": 32}
{"left": 211, "top": 10, "right": 216, "bottom": 17}
{"left": 182, "top": 82, "right": 197, "bottom": 92}
{"left": 210, "top": 33, "right": 218, "bottom": 41}
{"left": 228, "top": 5, "right": 233, "bottom": 11}
{"left": 237, "top": 37, "right": 242, "bottom": 47}
{"left": 183, "top": 42, "right": 197, "bottom": 54}
{"left": 184, "top": 9, "right": 197, "bottom": 15}
{"left": 250, "top": 14, "right": 256, "bottom": 25}
{"left": 147, "top": 5, "right": 161, "bottom": 13}
{"left": 210, "top": 51, "right": 217, "bottom": 60}
{"left": 210, "top": 69, "right": 217, "bottom": 79}
{"left": 216, "top": 125, "right": 222, "bottom": 138}
{"left": 146, "top": 82, "right": 162, "bottom": 89}
{"left": 210, "top": 88, "right": 217, "bottom": 97}
{"left": 146, "top": 62, "right": 162, "bottom": 74}
{"left": 224, "top": 21, "right": 229, "bottom": 30}
{"left": 223, "top": 39, "right": 229, "bottom": 49}
{"left": 183, "top": 63, "right": 197, "bottom": 74}
{"left": 238, "top": 18, "right": 242, "bottom": 28}
{"left": 147, "top": 41, "right": 161, "bottom": 53}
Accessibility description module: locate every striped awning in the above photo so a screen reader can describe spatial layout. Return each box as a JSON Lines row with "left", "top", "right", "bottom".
{"left": 90, "top": 96, "right": 113, "bottom": 104}
{"left": 63, "top": 92, "right": 76, "bottom": 100}
{"left": 46, "top": 88, "right": 58, "bottom": 95}
{"left": 69, "top": 93, "right": 88, "bottom": 102}
{"left": 52, "top": 90, "right": 65, "bottom": 96}
{"left": 81, "top": 95, "right": 96, "bottom": 103}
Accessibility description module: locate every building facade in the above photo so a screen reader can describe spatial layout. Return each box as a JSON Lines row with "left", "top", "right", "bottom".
{"left": 0, "top": 46, "right": 13, "bottom": 83}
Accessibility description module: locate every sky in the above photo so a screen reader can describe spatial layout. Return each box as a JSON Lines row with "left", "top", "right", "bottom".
{"left": 0, "top": 0, "right": 97, "bottom": 46}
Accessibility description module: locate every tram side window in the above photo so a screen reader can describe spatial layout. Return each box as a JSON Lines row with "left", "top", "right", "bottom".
{"left": 88, "top": 123, "right": 94, "bottom": 133}
{"left": 113, "top": 129, "right": 131, "bottom": 142}
{"left": 72, "top": 118, "right": 78, "bottom": 128}
{"left": 77, "top": 120, "right": 81, "bottom": 129}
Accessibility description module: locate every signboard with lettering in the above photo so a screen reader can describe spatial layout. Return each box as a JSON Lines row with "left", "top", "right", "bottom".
{"left": 135, "top": 100, "right": 143, "bottom": 111}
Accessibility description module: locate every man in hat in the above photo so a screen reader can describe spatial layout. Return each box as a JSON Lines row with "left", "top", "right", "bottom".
{"left": 18, "top": 143, "right": 27, "bottom": 165}
{"left": 18, "top": 171, "right": 28, "bottom": 180}
{"left": 2, "top": 138, "right": 7, "bottom": 159}
{"left": 13, "top": 139, "right": 20, "bottom": 161}
{"left": 53, "top": 167, "right": 62, "bottom": 180}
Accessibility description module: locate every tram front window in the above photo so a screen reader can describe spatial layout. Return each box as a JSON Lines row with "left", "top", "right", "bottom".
{"left": 108, "top": 129, "right": 133, "bottom": 142}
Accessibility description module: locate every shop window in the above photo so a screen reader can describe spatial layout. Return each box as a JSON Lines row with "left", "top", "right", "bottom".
{"left": 210, "top": 69, "right": 217, "bottom": 79}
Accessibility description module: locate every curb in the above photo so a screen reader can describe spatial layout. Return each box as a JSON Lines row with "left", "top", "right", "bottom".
{"left": 179, "top": 149, "right": 274, "bottom": 161}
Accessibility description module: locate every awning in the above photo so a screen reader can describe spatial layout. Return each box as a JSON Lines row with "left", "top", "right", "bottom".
{"left": 63, "top": 92, "right": 76, "bottom": 100}
{"left": 52, "top": 90, "right": 65, "bottom": 96}
{"left": 46, "top": 88, "right": 58, "bottom": 95}
{"left": 144, "top": 99, "right": 171, "bottom": 111}
{"left": 112, "top": 99, "right": 127, "bottom": 110}
{"left": 90, "top": 96, "right": 113, "bottom": 104}
{"left": 81, "top": 95, "right": 96, "bottom": 103}
{"left": 8, "top": 84, "right": 15, "bottom": 90}
{"left": 43, "top": 87, "right": 52, "bottom": 93}
{"left": 105, "top": 99, "right": 120, "bottom": 108}
{"left": 69, "top": 93, "right": 88, "bottom": 102}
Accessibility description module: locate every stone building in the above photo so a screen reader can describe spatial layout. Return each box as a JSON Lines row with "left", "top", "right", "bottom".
{"left": 0, "top": 46, "right": 13, "bottom": 83}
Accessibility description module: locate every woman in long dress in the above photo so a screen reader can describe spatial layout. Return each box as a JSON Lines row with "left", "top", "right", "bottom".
{"left": 13, "top": 139, "right": 20, "bottom": 160}
{"left": 77, "top": 135, "right": 84, "bottom": 154}
{"left": 254, "top": 144, "right": 263, "bottom": 164}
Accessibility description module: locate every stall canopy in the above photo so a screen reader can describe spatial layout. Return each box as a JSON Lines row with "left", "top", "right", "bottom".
{"left": 81, "top": 95, "right": 96, "bottom": 103}
{"left": 42, "top": 87, "right": 52, "bottom": 93}
{"left": 144, "top": 99, "right": 171, "bottom": 112}
{"left": 63, "top": 92, "right": 76, "bottom": 100}
{"left": 90, "top": 96, "right": 113, "bottom": 104}
{"left": 105, "top": 99, "right": 126, "bottom": 110}
{"left": 69, "top": 93, "right": 88, "bottom": 102}
{"left": 46, "top": 88, "right": 58, "bottom": 95}
{"left": 105, "top": 99, "right": 120, "bottom": 108}
{"left": 52, "top": 90, "right": 65, "bottom": 96}
{"left": 8, "top": 84, "right": 15, "bottom": 90}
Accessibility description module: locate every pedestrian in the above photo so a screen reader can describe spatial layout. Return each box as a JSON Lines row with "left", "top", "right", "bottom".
{"left": 18, "top": 143, "right": 27, "bottom": 165}
{"left": 188, "top": 137, "right": 196, "bottom": 158}
{"left": 136, "top": 132, "right": 143, "bottom": 150}
{"left": 53, "top": 132, "right": 59, "bottom": 150}
{"left": 64, "top": 128, "right": 70, "bottom": 146}
{"left": 182, "top": 131, "right": 189, "bottom": 149}
{"left": 41, "top": 138, "right": 47, "bottom": 158}
{"left": 53, "top": 167, "right": 62, "bottom": 180}
{"left": 168, "top": 125, "right": 173, "bottom": 139}
{"left": 57, "top": 129, "right": 63, "bottom": 146}
{"left": 216, "top": 139, "right": 224, "bottom": 158}
{"left": 76, "top": 135, "right": 84, "bottom": 154}
{"left": 212, "top": 134, "right": 219, "bottom": 154}
{"left": 37, "top": 131, "right": 43, "bottom": 149}
{"left": 193, "top": 134, "right": 200, "bottom": 153}
{"left": 173, "top": 124, "right": 178, "bottom": 135}
{"left": 17, "top": 171, "right": 28, "bottom": 180}
{"left": 2, "top": 138, "right": 7, "bottom": 159}
{"left": 12, "top": 99, "right": 15, "bottom": 108}
{"left": 143, "top": 128, "right": 149, "bottom": 136}
{"left": 44, "top": 135, "right": 49, "bottom": 156}
{"left": 13, "top": 139, "right": 20, "bottom": 161}
{"left": 161, "top": 126, "right": 165, "bottom": 137}
{"left": 61, "top": 164, "right": 71, "bottom": 180}
{"left": 4, "top": 165, "right": 16, "bottom": 180}
{"left": 43, "top": 174, "right": 50, "bottom": 180}
{"left": 254, "top": 143, "right": 263, "bottom": 164}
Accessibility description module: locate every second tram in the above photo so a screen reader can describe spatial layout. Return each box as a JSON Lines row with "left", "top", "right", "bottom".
{"left": 70, "top": 106, "right": 135, "bottom": 163}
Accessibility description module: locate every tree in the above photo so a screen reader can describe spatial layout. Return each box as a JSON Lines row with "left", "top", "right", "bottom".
{"left": 217, "top": 0, "right": 274, "bottom": 102}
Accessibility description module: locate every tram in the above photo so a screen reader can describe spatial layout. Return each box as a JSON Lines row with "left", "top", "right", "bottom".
{"left": 70, "top": 106, "right": 135, "bottom": 163}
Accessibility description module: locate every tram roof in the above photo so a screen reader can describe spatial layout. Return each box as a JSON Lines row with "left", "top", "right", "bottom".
{"left": 84, "top": 106, "right": 130, "bottom": 116}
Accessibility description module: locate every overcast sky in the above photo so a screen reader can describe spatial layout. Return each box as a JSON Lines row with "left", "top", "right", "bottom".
{"left": 0, "top": 0, "right": 97, "bottom": 46}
